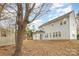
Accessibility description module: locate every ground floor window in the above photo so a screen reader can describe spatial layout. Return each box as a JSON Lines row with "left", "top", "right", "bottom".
{"left": 45, "top": 33, "right": 48, "bottom": 38}
{"left": 56, "top": 32, "right": 58, "bottom": 37}
{"left": 52, "top": 31, "right": 61, "bottom": 38}
{"left": 53, "top": 32, "right": 55, "bottom": 38}
{"left": 50, "top": 33, "right": 51, "bottom": 38}
{"left": 72, "top": 34, "right": 75, "bottom": 38}
{"left": 44, "top": 31, "right": 61, "bottom": 39}
{"left": 35, "top": 35, "right": 37, "bottom": 38}
{"left": 59, "top": 31, "right": 61, "bottom": 37}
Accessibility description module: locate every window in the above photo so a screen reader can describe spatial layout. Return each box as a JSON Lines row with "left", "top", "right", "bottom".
{"left": 51, "top": 24, "right": 54, "bottom": 26}
{"left": 41, "top": 27, "right": 44, "bottom": 30}
{"left": 50, "top": 33, "right": 51, "bottom": 38}
{"left": 72, "top": 34, "right": 75, "bottom": 38}
{"left": 64, "top": 21, "right": 66, "bottom": 24}
{"left": 1, "top": 31, "right": 6, "bottom": 37}
{"left": 47, "top": 33, "right": 48, "bottom": 38}
{"left": 45, "top": 33, "right": 48, "bottom": 38}
{"left": 59, "top": 31, "right": 61, "bottom": 37}
{"left": 60, "top": 21, "right": 66, "bottom": 25}
{"left": 53, "top": 32, "right": 61, "bottom": 38}
{"left": 56, "top": 32, "right": 57, "bottom": 37}
{"left": 73, "top": 23, "right": 75, "bottom": 26}
{"left": 53, "top": 32, "right": 55, "bottom": 38}
{"left": 60, "top": 22, "right": 62, "bottom": 25}
{"left": 35, "top": 35, "right": 37, "bottom": 38}
{"left": 45, "top": 34, "right": 47, "bottom": 38}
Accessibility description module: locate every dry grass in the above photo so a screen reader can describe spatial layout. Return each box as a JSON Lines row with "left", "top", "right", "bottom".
{"left": 0, "top": 40, "right": 79, "bottom": 56}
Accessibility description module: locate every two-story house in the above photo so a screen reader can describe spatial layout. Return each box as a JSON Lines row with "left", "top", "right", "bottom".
{"left": 33, "top": 11, "right": 77, "bottom": 40}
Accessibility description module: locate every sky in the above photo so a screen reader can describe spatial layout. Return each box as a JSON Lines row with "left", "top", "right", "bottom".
{"left": 30, "top": 3, "right": 79, "bottom": 30}
{"left": 0, "top": 3, "right": 79, "bottom": 30}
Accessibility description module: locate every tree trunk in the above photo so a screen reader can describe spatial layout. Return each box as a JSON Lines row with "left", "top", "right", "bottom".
{"left": 13, "top": 3, "right": 25, "bottom": 56}
{"left": 14, "top": 23, "right": 26, "bottom": 56}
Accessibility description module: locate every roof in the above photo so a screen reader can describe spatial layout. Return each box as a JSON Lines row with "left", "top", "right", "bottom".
{"left": 39, "top": 11, "right": 74, "bottom": 28}
{"left": 33, "top": 30, "right": 45, "bottom": 34}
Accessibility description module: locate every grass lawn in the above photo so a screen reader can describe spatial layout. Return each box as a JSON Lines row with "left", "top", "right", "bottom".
{"left": 0, "top": 40, "right": 79, "bottom": 56}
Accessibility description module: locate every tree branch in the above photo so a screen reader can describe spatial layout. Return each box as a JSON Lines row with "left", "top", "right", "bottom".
{"left": 29, "top": 4, "right": 45, "bottom": 23}
{"left": 4, "top": 8, "right": 16, "bottom": 17}
{"left": 5, "top": 4, "right": 17, "bottom": 12}
{"left": 0, "top": 3, "right": 6, "bottom": 19}
{"left": 0, "top": 3, "right": 6, "bottom": 13}
{"left": 16, "top": 3, "right": 23, "bottom": 25}
{"left": 29, "top": 3, "right": 36, "bottom": 13}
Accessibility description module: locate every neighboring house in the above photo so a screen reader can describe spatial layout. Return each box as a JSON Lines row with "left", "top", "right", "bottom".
{"left": 0, "top": 28, "right": 15, "bottom": 46}
{"left": 0, "top": 11, "right": 16, "bottom": 46}
{"left": 33, "top": 11, "right": 77, "bottom": 40}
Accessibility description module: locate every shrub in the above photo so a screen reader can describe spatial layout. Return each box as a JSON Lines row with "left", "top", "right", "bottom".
{"left": 77, "top": 34, "right": 79, "bottom": 40}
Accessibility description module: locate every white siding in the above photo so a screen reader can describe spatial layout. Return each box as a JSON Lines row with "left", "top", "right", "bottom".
{"left": 33, "top": 33, "right": 40, "bottom": 40}
{"left": 0, "top": 30, "right": 15, "bottom": 46}
{"left": 41, "top": 17, "right": 70, "bottom": 40}
{"left": 69, "top": 12, "right": 77, "bottom": 39}
{"left": 33, "top": 12, "right": 77, "bottom": 40}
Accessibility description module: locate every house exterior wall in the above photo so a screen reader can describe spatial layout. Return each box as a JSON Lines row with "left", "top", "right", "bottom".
{"left": 33, "top": 12, "right": 77, "bottom": 40}
{"left": 33, "top": 33, "right": 41, "bottom": 40}
{"left": 0, "top": 29, "right": 15, "bottom": 46}
{"left": 69, "top": 12, "right": 77, "bottom": 39}
{"left": 40, "top": 17, "right": 70, "bottom": 40}
{"left": 76, "top": 17, "right": 79, "bottom": 34}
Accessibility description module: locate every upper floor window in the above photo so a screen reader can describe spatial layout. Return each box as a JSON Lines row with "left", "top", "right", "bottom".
{"left": 41, "top": 27, "right": 44, "bottom": 30}
{"left": 64, "top": 21, "right": 66, "bottom": 24}
{"left": 60, "top": 20, "right": 66, "bottom": 25}
{"left": 51, "top": 24, "right": 54, "bottom": 26}
{"left": 60, "top": 22, "right": 62, "bottom": 25}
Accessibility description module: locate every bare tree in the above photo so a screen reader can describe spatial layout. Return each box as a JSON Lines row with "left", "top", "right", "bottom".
{"left": 0, "top": 3, "right": 6, "bottom": 19}
{"left": 14, "top": 3, "right": 52, "bottom": 56}
{"left": 0, "top": 3, "right": 52, "bottom": 56}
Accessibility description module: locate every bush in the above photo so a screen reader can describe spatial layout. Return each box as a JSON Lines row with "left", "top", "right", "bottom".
{"left": 77, "top": 34, "right": 79, "bottom": 40}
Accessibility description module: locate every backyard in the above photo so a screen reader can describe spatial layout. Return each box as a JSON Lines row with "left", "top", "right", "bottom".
{"left": 0, "top": 40, "right": 79, "bottom": 56}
